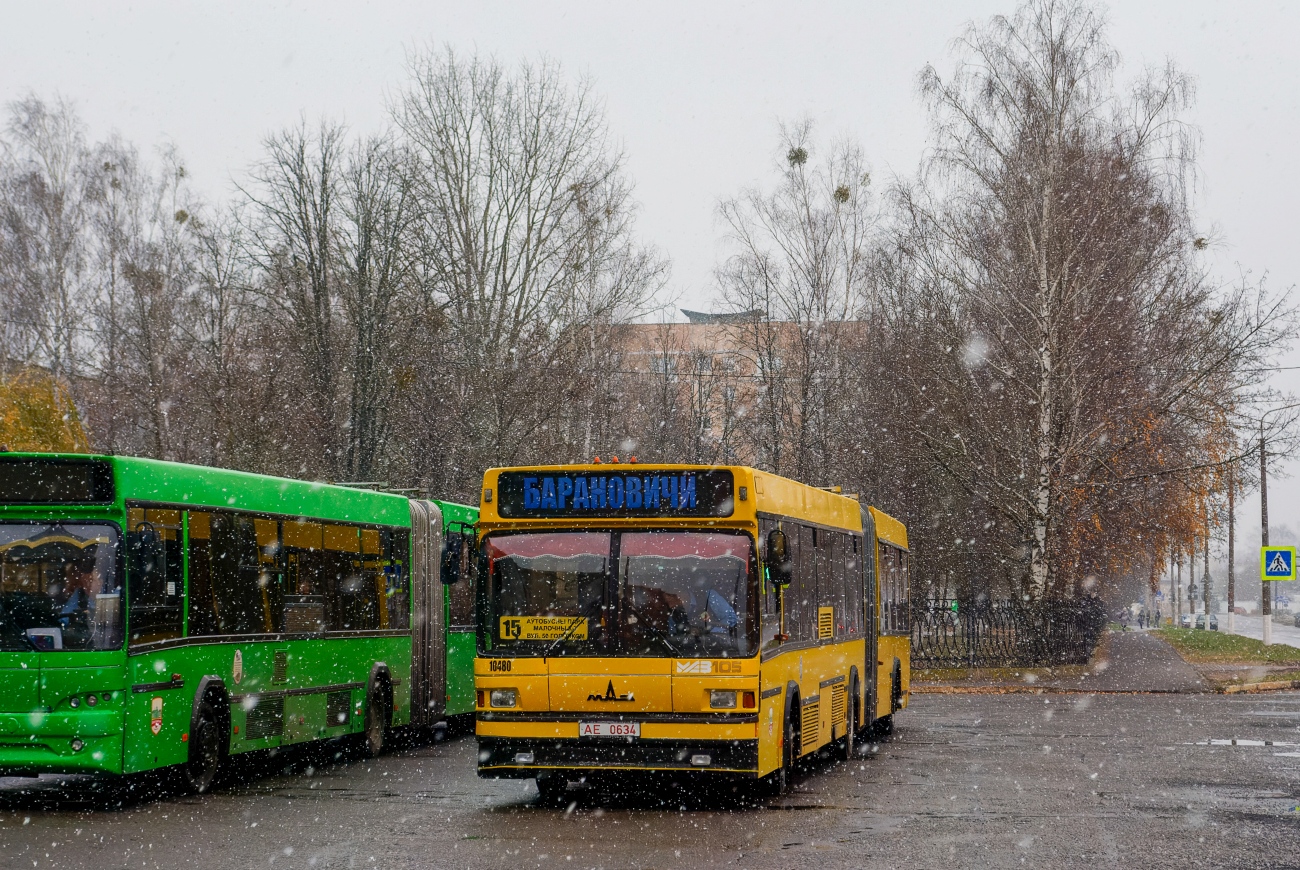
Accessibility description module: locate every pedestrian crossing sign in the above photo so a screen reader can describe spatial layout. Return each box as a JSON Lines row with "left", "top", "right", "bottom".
{"left": 1261, "top": 546, "right": 1297, "bottom": 581}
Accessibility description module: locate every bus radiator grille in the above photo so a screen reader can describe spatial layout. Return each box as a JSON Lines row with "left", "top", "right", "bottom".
{"left": 830, "top": 685, "right": 847, "bottom": 733}
{"left": 801, "top": 700, "right": 820, "bottom": 755}
{"left": 245, "top": 696, "right": 285, "bottom": 740}
{"left": 326, "top": 691, "right": 351, "bottom": 727}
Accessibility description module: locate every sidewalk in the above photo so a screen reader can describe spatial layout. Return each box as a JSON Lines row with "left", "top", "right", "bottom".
{"left": 913, "top": 630, "right": 1209, "bottom": 694}
{"left": 1048, "top": 630, "right": 1207, "bottom": 692}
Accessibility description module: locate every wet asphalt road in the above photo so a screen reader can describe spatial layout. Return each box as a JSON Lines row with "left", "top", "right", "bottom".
{"left": 2, "top": 691, "right": 1299, "bottom": 870}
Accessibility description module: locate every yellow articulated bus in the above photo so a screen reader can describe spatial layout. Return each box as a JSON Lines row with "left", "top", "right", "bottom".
{"left": 471, "top": 463, "right": 910, "bottom": 796}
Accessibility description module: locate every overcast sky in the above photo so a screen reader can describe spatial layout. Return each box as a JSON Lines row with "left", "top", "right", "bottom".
{"left": 3, "top": 0, "right": 1298, "bottom": 542}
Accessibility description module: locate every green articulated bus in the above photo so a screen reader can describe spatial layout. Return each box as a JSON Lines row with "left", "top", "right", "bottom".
{"left": 0, "top": 452, "right": 478, "bottom": 792}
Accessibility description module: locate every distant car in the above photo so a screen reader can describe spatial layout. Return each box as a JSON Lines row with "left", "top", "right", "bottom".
{"left": 1179, "top": 614, "right": 1192, "bottom": 628}
{"left": 1294, "top": 613, "right": 1300, "bottom": 629}
{"left": 1194, "top": 614, "right": 1219, "bottom": 631}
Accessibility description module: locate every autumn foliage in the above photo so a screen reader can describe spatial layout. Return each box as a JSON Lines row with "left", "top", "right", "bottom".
{"left": 0, "top": 368, "right": 90, "bottom": 453}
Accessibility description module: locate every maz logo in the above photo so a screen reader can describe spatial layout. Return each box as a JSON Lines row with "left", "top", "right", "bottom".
{"left": 587, "top": 680, "right": 635, "bottom": 702}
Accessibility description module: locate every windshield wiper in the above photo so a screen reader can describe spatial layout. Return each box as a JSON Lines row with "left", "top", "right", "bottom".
{"left": 542, "top": 615, "right": 590, "bottom": 657}
{"left": 634, "top": 618, "right": 682, "bottom": 656}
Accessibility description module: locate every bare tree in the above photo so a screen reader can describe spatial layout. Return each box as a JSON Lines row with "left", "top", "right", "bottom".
{"left": 241, "top": 122, "right": 348, "bottom": 475}
{"left": 0, "top": 95, "right": 93, "bottom": 377}
{"left": 716, "top": 122, "right": 877, "bottom": 484}
{"left": 886, "top": 0, "right": 1291, "bottom": 598}
{"left": 395, "top": 47, "right": 665, "bottom": 492}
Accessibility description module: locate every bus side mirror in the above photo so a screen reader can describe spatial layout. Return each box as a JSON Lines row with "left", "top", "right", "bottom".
{"left": 441, "top": 532, "right": 463, "bottom": 584}
{"left": 766, "top": 529, "right": 792, "bottom": 587}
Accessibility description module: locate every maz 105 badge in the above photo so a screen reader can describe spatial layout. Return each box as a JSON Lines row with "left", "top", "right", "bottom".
{"left": 500, "top": 615, "right": 588, "bottom": 641}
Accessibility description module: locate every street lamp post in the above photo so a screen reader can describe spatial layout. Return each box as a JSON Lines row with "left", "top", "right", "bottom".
{"left": 1203, "top": 504, "right": 1211, "bottom": 630}
{"left": 1175, "top": 549, "right": 1182, "bottom": 627}
{"left": 1261, "top": 423, "right": 1272, "bottom": 646}
{"left": 1227, "top": 466, "right": 1236, "bottom": 635}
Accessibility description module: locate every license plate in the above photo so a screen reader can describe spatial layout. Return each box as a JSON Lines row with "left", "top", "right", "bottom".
{"left": 579, "top": 721, "right": 640, "bottom": 738}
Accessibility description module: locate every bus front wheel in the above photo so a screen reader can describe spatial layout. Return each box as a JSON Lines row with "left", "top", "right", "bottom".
{"left": 185, "top": 698, "right": 225, "bottom": 794}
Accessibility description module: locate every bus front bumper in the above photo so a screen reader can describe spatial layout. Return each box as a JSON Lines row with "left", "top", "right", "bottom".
{"left": 477, "top": 736, "right": 760, "bottom": 778}
{"left": 0, "top": 712, "right": 124, "bottom": 776}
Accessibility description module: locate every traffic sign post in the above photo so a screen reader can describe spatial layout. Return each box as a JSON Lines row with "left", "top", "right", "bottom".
{"left": 1262, "top": 546, "right": 1297, "bottom": 582}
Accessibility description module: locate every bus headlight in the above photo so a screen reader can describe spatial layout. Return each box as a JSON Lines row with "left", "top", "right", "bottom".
{"left": 709, "top": 690, "right": 737, "bottom": 709}
{"left": 489, "top": 688, "right": 518, "bottom": 708}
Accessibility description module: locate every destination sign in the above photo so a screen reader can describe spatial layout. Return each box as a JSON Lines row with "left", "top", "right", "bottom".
{"left": 0, "top": 458, "right": 115, "bottom": 505}
{"left": 500, "top": 616, "right": 589, "bottom": 641}
{"left": 496, "top": 469, "right": 734, "bottom": 519}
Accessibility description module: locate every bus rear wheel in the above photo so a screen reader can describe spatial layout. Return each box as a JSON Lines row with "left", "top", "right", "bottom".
{"left": 776, "top": 709, "right": 797, "bottom": 795}
{"left": 185, "top": 698, "right": 225, "bottom": 794}
{"left": 362, "top": 686, "right": 389, "bottom": 758}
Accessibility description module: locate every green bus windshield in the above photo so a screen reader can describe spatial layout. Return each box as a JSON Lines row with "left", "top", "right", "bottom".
{"left": 0, "top": 522, "right": 123, "bottom": 651}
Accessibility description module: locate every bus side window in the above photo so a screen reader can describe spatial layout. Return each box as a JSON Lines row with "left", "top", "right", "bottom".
{"left": 879, "top": 545, "right": 907, "bottom": 635}
{"left": 186, "top": 511, "right": 218, "bottom": 636}
{"left": 325, "top": 524, "right": 378, "bottom": 632}
{"left": 798, "top": 525, "right": 816, "bottom": 642}
{"left": 209, "top": 512, "right": 269, "bottom": 635}
{"left": 845, "top": 535, "right": 861, "bottom": 636}
{"left": 832, "top": 533, "right": 848, "bottom": 638}
{"left": 898, "top": 550, "right": 910, "bottom": 634}
{"left": 878, "top": 543, "right": 892, "bottom": 634}
{"left": 283, "top": 519, "right": 327, "bottom": 633}
{"left": 126, "top": 507, "right": 183, "bottom": 647}
{"left": 382, "top": 528, "right": 411, "bottom": 631}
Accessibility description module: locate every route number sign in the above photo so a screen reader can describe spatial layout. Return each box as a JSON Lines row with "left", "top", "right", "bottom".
{"left": 1261, "top": 546, "right": 1297, "bottom": 581}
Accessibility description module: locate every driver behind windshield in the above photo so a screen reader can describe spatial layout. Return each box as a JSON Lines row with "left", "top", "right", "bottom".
{"left": 621, "top": 531, "right": 750, "bottom": 655}
{"left": 57, "top": 560, "right": 97, "bottom": 629}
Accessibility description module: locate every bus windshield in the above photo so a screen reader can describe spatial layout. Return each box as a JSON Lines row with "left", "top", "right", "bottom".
{"left": 0, "top": 523, "right": 123, "bottom": 651}
{"left": 482, "top": 530, "right": 757, "bottom": 657}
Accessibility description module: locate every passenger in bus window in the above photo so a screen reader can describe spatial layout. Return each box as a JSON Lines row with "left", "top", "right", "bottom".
{"left": 700, "top": 587, "right": 738, "bottom": 634}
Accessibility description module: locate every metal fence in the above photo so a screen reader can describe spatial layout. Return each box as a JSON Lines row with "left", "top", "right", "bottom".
{"left": 910, "top": 597, "right": 1107, "bottom": 669}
